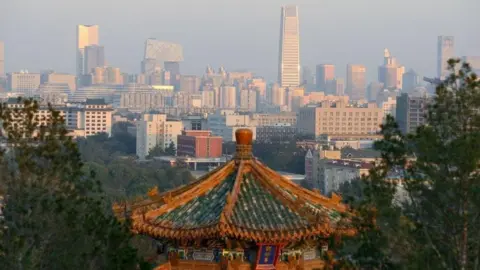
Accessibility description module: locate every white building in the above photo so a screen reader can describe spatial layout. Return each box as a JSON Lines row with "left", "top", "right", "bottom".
{"left": 65, "top": 99, "right": 113, "bottom": 137}
{"left": 136, "top": 114, "right": 183, "bottom": 160}
{"left": 239, "top": 89, "right": 257, "bottom": 112}
{"left": 201, "top": 90, "right": 216, "bottom": 108}
{"left": 380, "top": 96, "right": 397, "bottom": 120}
{"left": 220, "top": 86, "right": 236, "bottom": 109}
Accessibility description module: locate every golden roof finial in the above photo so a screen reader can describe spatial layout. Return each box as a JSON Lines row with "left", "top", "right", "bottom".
{"left": 235, "top": 128, "right": 253, "bottom": 160}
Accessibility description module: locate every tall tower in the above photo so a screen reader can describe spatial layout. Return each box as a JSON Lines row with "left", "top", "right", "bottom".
{"left": 278, "top": 5, "right": 300, "bottom": 87}
{"left": 76, "top": 25, "right": 99, "bottom": 77}
{"left": 346, "top": 64, "right": 367, "bottom": 100}
{"left": 0, "top": 41, "right": 4, "bottom": 76}
{"left": 378, "top": 48, "right": 404, "bottom": 90}
{"left": 316, "top": 64, "right": 335, "bottom": 91}
{"left": 437, "top": 36, "right": 454, "bottom": 79}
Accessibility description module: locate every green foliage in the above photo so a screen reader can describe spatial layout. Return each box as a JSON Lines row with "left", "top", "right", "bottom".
{"left": 0, "top": 99, "right": 146, "bottom": 269}
{"left": 336, "top": 60, "right": 480, "bottom": 269}
{"left": 224, "top": 140, "right": 306, "bottom": 174}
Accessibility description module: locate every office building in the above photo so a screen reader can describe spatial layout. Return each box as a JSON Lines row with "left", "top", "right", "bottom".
{"left": 40, "top": 72, "right": 76, "bottom": 91}
{"left": 220, "top": 85, "right": 236, "bottom": 109}
{"left": 395, "top": 93, "right": 430, "bottom": 134}
{"left": 316, "top": 64, "right": 335, "bottom": 91}
{"left": 201, "top": 90, "right": 216, "bottom": 108}
{"left": 136, "top": 113, "right": 183, "bottom": 160}
{"left": 248, "top": 78, "right": 267, "bottom": 100}
{"left": 239, "top": 88, "right": 257, "bottom": 112}
{"left": 179, "top": 75, "right": 200, "bottom": 93}
{"left": 297, "top": 102, "right": 383, "bottom": 137}
{"left": 256, "top": 124, "right": 297, "bottom": 142}
{"left": 278, "top": 5, "right": 300, "bottom": 87}
{"left": 142, "top": 39, "right": 183, "bottom": 74}
{"left": 76, "top": 25, "right": 99, "bottom": 77}
{"left": 380, "top": 96, "right": 397, "bottom": 119}
{"left": 7, "top": 71, "right": 41, "bottom": 93}
{"left": 70, "top": 85, "right": 118, "bottom": 103}
{"left": 402, "top": 69, "right": 421, "bottom": 93}
{"left": 177, "top": 130, "right": 223, "bottom": 158}
{"left": 437, "top": 36, "right": 455, "bottom": 79}
{"left": 378, "top": 49, "right": 405, "bottom": 89}
{"left": 114, "top": 88, "right": 171, "bottom": 112}
{"left": 84, "top": 45, "right": 105, "bottom": 74}
{"left": 0, "top": 41, "right": 4, "bottom": 76}
{"left": 270, "top": 83, "right": 285, "bottom": 107}
{"left": 346, "top": 64, "right": 367, "bottom": 100}
{"left": 366, "top": 82, "right": 384, "bottom": 102}
{"left": 326, "top": 78, "right": 345, "bottom": 96}
{"left": 301, "top": 66, "right": 315, "bottom": 91}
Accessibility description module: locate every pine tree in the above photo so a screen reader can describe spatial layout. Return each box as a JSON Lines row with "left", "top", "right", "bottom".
{"left": 0, "top": 98, "right": 147, "bottom": 270}
{"left": 336, "top": 59, "right": 480, "bottom": 269}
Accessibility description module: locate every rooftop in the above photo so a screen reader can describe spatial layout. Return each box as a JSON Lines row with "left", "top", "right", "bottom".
{"left": 115, "top": 128, "right": 351, "bottom": 244}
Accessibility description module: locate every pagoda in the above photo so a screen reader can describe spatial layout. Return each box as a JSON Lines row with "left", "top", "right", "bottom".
{"left": 114, "top": 128, "right": 352, "bottom": 270}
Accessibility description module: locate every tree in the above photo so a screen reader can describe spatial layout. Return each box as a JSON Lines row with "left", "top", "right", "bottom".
{"left": 147, "top": 144, "right": 165, "bottom": 159}
{"left": 336, "top": 60, "right": 480, "bottom": 269}
{"left": 0, "top": 98, "right": 146, "bottom": 270}
{"left": 165, "top": 141, "right": 176, "bottom": 156}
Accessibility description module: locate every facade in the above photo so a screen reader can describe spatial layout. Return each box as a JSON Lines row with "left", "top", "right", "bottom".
{"left": 380, "top": 96, "right": 397, "bottom": 119}
{"left": 297, "top": 102, "right": 383, "bottom": 137}
{"left": 346, "top": 64, "right": 366, "bottom": 100}
{"left": 0, "top": 41, "right": 4, "bottom": 76}
{"left": 402, "top": 69, "right": 421, "bottom": 93}
{"left": 270, "top": 83, "right": 285, "bottom": 107}
{"left": 326, "top": 77, "right": 344, "bottom": 96}
{"left": 76, "top": 25, "right": 99, "bottom": 77}
{"left": 114, "top": 129, "right": 351, "bottom": 270}
{"left": 201, "top": 90, "right": 216, "bottom": 108}
{"left": 256, "top": 124, "right": 297, "bottom": 142}
{"left": 7, "top": 72, "right": 41, "bottom": 93}
{"left": 220, "top": 85, "right": 236, "bottom": 109}
{"left": 395, "top": 93, "right": 429, "bottom": 134}
{"left": 84, "top": 45, "right": 105, "bottom": 74}
{"left": 278, "top": 5, "right": 300, "bottom": 87}
{"left": 179, "top": 75, "right": 200, "bottom": 93}
{"left": 366, "top": 82, "right": 384, "bottom": 102}
{"left": 305, "top": 148, "right": 372, "bottom": 193}
{"left": 136, "top": 113, "right": 183, "bottom": 159}
{"left": 251, "top": 112, "right": 297, "bottom": 126}
{"left": 437, "top": 36, "right": 455, "bottom": 79}
{"left": 316, "top": 64, "right": 335, "bottom": 91}
{"left": 41, "top": 72, "right": 76, "bottom": 92}
{"left": 70, "top": 85, "right": 118, "bottom": 103}
{"left": 143, "top": 39, "right": 183, "bottom": 71}
{"left": 378, "top": 49, "right": 404, "bottom": 90}
{"left": 177, "top": 130, "right": 222, "bottom": 158}
{"left": 62, "top": 99, "right": 113, "bottom": 138}
{"left": 239, "top": 88, "right": 257, "bottom": 112}
{"left": 114, "top": 89, "right": 171, "bottom": 112}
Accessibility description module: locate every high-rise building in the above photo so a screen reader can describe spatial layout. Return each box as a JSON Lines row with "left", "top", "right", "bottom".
{"left": 76, "top": 25, "right": 99, "bottom": 77}
{"left": 136, "top": 113, "right": 183, "bottom": 160}
{"left": 142, "top": 39, "right": 183, "bottom": 77}
{"left": 220, "top": 86, "right": 236, "bottom": 109}
{"left": 0, "top": 41, "right": 4, "bottom": 76}
{"left": 378, "top": 49, "right": 404, "bottom": 89}
{"left": 278, "top": 5, "right": 300, "bottom": 87}
{"left": 301, "top": 66, "right": 315, "bottom": 91}
{"left": 316, "top": 64, "right": 335, "bottom": 91}
{"left": 366, "top": 82, "right": 384, "bottom": 102}
{"left": 240, "top": 89, "right": 257, "bottom": 112}
{"left": 402, "top": 69, "right": 421, "bottom": 93}
{"left": 84, "top": 45, "right": 105, "bottom": 74}
{"left": 395, "top": 93, "right": 430, "bottom": 134}
{"left": 326, "top": 78, "right": 345, "bottom": 96}
{"left": 437, "top": 36, "right": 454, "bottom": 79}
{"left": 270, "top": 83, "right": 285, "bottom": 107}
{"left": 346, "top": 64, "right": 367, "bottom": 100}
{"left": 179, "top": 75, "right": 200, "bottom": 93}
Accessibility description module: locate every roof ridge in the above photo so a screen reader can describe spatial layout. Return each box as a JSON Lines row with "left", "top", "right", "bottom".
{"left": 221, "top": 161, "right": 247, "bottom": 221}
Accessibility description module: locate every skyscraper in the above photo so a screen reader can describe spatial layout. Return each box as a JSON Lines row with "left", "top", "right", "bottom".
{"left": 76, "top": 25, "right": 99, "bottom": 77}
{"left": 378, "top": 49, "right": 404, "bottom": 90}
{"left": 316, "top": 64, "right": 335, "bottom": 91}
{"left": 84, "top": 45, "right": 105, "bottom": 74}
{"left": 437, "top": 36, "right": 454, "bottom": 79}
{"left": 278, "top": 5, "right": 300, "bottom": 87}
{"left": 0, "top": 41, "right": 4, "bottom": 76}
{"left": 346, "top": 64, "right": 367, "bottom": 100}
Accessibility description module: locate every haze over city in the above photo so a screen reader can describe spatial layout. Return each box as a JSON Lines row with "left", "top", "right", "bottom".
{"left": 1, "top": 0, "right": 479, "bottom": 81}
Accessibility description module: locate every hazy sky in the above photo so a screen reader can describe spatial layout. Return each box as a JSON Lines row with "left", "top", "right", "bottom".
{"left": 1, "top": 0, "right": 479, "bottom": 82}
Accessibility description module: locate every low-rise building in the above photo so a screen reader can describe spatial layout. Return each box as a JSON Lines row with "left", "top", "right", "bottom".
{"left": 177, "top": 130, "right": 222, "bottom": 158}
{"left": 256, "top": 124, "right": 297, "bottom": 142}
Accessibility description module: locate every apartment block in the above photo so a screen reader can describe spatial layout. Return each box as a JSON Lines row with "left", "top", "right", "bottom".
{"left": 136, "top": 113, "right": 183, "bottom": 159}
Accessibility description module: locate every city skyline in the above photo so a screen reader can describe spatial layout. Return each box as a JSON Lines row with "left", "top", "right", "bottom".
{"left": 1, "top": 0, "right": 479, "bottom": 82}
